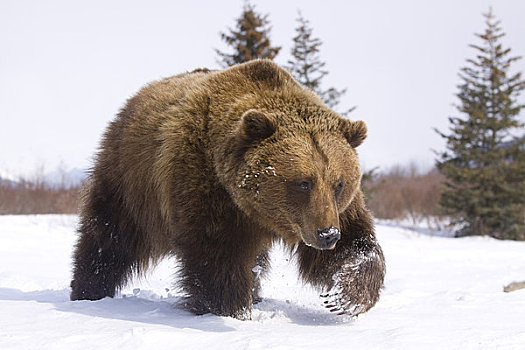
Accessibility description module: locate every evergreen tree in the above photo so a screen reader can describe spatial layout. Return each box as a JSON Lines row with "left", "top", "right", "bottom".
{"left": 435, "top": 9, "right": 525, "bottom": 240}
{"left": 215, "top": 1, "right": 280, "bottom": 67}
{"left": 286, "top": 12, "right": 354, "bottom": 115}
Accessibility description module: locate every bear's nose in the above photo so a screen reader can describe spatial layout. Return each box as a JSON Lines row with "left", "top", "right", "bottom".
{"left": 316, "top": 225, "right": 341, "bottom": 250}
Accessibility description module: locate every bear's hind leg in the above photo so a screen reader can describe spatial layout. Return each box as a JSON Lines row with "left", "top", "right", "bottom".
{"left": 70, "top": 188, "right": 143, "bottom": 301}
{"left": 70, "top": 217, "right": 136, "bottom": 300}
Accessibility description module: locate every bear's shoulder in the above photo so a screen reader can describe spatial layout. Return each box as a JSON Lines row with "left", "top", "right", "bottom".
{"left": 222, "top": 60, "right": 298, "bottom": 89}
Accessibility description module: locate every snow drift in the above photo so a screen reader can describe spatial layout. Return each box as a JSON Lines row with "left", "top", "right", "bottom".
{"left": 0, "top": 215, "right": 524, "bottom": 349}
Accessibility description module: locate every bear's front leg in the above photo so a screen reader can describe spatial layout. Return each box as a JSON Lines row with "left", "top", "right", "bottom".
{"left": 296, "top": 196, "right": 386, "bottom": 316}
{"left": 176, "top": 221, "right": 266, "bottom": 319}
{"left": 179, "top": 252, "right": 257, "bottom": 318}
{"left": 319, "top": 238, "right": 385, "bottom": 316}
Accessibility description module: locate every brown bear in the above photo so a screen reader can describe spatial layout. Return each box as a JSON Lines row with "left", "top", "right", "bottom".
{"left": 70, "top": 60, "right": 385, "bottom": 318}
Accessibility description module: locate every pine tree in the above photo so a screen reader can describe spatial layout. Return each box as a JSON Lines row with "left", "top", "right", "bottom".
{"left": 286, "top": 12, "right": 354, "bottom": 116}
{"left": 215, "top": 1, "right": 280, "bottom": 68}
{"left": 435, "top": 9, "right": 525, "bottom": 240}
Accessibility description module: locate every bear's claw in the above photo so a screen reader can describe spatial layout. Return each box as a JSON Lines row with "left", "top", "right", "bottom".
{"left": 320, "top": 248, "right": 385, "bottom": 316}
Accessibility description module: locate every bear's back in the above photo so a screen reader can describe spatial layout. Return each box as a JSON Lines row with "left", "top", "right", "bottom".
{"left": 93, "top": 69, "right": 216, "bottom": 241}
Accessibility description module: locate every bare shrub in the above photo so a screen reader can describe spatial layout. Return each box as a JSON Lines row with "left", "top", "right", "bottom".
{"left": 0, "top": 169, "right": 82, "bottom": 215}
{"left": 363, "top": 163, "right": 445, "bottom": 223}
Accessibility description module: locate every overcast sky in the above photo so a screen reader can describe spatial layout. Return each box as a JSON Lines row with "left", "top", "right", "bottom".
{"left": 1, "top": 0, "right": 524, "bottom": 177}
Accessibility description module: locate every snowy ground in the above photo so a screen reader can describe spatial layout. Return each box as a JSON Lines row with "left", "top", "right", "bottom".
{"left": 1, "top": 215, "right": 524, "bottom": 349}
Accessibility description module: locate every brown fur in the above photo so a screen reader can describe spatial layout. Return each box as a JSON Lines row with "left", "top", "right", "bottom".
{"left": 70, "top": 60, "right": 385, "bottom": 318}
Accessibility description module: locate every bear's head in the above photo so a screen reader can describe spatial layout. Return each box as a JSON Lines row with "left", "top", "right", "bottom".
{"left": 215, "top": 88, "right": 366, "bottom": 249}
{"left": 233, "top": 109, "right": 366, "bottom": 250}
{"left": 214, "top": 60, "right": 368, "bottom": 250}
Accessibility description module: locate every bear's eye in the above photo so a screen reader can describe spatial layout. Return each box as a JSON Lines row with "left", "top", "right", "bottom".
{"left": 297, "top": 181, "right": 312, "bottom": 193}
{"left": 335, "top": 182, "right": 344, "bottom": 197}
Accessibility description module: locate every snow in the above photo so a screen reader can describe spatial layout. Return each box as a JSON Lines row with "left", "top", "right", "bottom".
{"left": 1, "top": 215, "right": 524, "bottom": 349}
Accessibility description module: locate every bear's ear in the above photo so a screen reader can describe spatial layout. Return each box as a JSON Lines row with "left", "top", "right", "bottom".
{"left": 342, "top": 120, "right": 367, "bottom": 148}
{"left": 240, "top": 110, "right": 276, "bottom": 142}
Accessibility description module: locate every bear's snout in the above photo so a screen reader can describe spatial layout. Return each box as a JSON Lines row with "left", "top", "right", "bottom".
{"left": 316, "top": 225, "right": 341, "bottom": 250}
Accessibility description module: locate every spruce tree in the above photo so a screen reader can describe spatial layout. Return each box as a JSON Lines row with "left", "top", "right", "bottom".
{"left": 215, "top": 1, "right": 280, "bottom": 67}
{"left": 436, "top": 9, "right": 525, "bottom": 240}
{"left": 286, "top": 12, "right": 354, "bottom": 116}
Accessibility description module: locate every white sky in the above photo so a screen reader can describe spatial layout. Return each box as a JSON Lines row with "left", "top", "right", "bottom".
{"left": 1, "top": 0, "right": 524, "bottom": 177}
